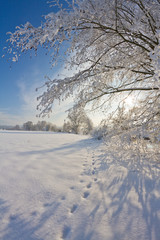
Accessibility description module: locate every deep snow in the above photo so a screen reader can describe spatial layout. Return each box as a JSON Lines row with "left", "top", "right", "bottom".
{"left": 0, "top": 131, "right": 160, "bottom": 240}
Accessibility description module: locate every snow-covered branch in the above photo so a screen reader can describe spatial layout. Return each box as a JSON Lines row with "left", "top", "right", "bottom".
{"left": 5, "top": 0, "right": 160, "bottom": 124}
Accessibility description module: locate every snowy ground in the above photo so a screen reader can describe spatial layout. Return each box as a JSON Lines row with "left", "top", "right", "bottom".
{"left": 0, "top": 131, "right": 160, "bottom": 240}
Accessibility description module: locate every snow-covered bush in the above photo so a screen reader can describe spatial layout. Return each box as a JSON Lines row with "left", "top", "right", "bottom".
{"left": 93, "top": 105, "right": 160, "bottom": 160}
{"left": 91, "top": 120, "right": 108, "bottom": 140}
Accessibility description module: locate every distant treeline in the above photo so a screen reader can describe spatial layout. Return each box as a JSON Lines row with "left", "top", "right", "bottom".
{"left": 1, "top": 109, "right": 93, "bottom": 135}
{"left": 1, "top": 121, "right": 62, "bottom": 132}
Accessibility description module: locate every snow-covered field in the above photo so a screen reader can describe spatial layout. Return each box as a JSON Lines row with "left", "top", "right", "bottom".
{"left": 0, "top": 131, "right": 160, "bottom": 240}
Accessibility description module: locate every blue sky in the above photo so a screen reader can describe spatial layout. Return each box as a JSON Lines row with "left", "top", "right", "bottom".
{"left": 0, "top": 0, "right": 70, "bottom": 126}
{"left": 0, "top": 0, "right": 104, "bottom": 127}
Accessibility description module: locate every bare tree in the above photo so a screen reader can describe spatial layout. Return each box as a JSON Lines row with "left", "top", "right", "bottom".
{"left": 6, "top": 0, "right": 160, "bottom": 124}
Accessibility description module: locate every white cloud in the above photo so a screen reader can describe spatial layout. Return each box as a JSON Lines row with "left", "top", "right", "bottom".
{"left": 15, "top": 69, "right": 73, "bottom": 126}
{"left": 0, "top": 62, "right": 102, "bottom": 127}
{"left": 0, "top": 111, "right": 22, "bottom": 126}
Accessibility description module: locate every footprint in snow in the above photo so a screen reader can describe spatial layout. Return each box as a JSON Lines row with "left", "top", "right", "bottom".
{"left": 70, "top": 204, "right": 78, "bottom": 213}
{"left": 92, "top": 170, "right": 95, "bottom": 175}
{"left": 31, "top": 211, "right": 38, "bottom": 216}
{"left": 62, "top": 225, "right": 71, "bottom": 239}
{"left": 44, "top": 202, "right": 53, "bottom": 207}
{"left": 86, "top": 183, "right": 92, "bottom": 189}
{"left": 80, "top": 179, "right": 84, "bottom": 183}
{"left": 9, "top": 214, "right": 17, "bottom": 221}
{"left": 82, "top": 191, "right": 90, "bottom": 199}
{"left": 61, "top": 196, "right": 66, "bottom": 201}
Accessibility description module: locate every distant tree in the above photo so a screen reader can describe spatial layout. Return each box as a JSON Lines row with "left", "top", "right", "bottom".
{"left": 6, "top": 0, "right": 160, "bottom": 126}
{"left": 14, "top": 125, "right": 21, "bottom": 130}
{"left": 67, "top": 108, "right": 93, "bottom": 134}
{"left": 23, "top": 121, "right": 34, "bottom": 131}
{"left": 46, "top": 123, "right": 58, "bottom": 131}
{"left": 82, "top": 116, "right": 93, "bottom": 135}
{"left": 63, "top": 120, "right": 72, "bottom": 133}
{"left": 45, "top": 123, "right": 52, "bottom": 131}
{"left": 22, "top": 120, "right": 59, "bottom": 132}
{"left": 36, "top": 121, "right": 47, "bottom": 131}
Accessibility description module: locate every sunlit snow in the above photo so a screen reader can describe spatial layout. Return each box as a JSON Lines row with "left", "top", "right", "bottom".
{"left": 0, "top": 131, "right": 160, "bottom": 240}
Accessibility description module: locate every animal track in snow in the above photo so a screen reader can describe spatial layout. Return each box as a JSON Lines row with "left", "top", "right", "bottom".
{"left": 31, "top": 211, "right": 37, "bottom": 216}
{"left": 82, "top": 191, "right": 90, "bottom": 199}
{"left": 92, "top": 170, "right": 95, "bottom": 175}
{"left": 70, "top": 204, "right": 78, "bottom": 213}
{"left": 86, "top": 183, "right": 92, "bottom": 189}
{"left": 61, "top": 196, "right": 66, "bottom": 201}
{"left": 9, "top": 214, "right": 17, "bottom": 221}
{"left": 80, "top": 179, "right": 84, "bottom": 183}
{"left": 43, "top": 202, "right": 53, "bottom": 207}
{"left": 62, "top": 225, "right": 71, "bottom": 239}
